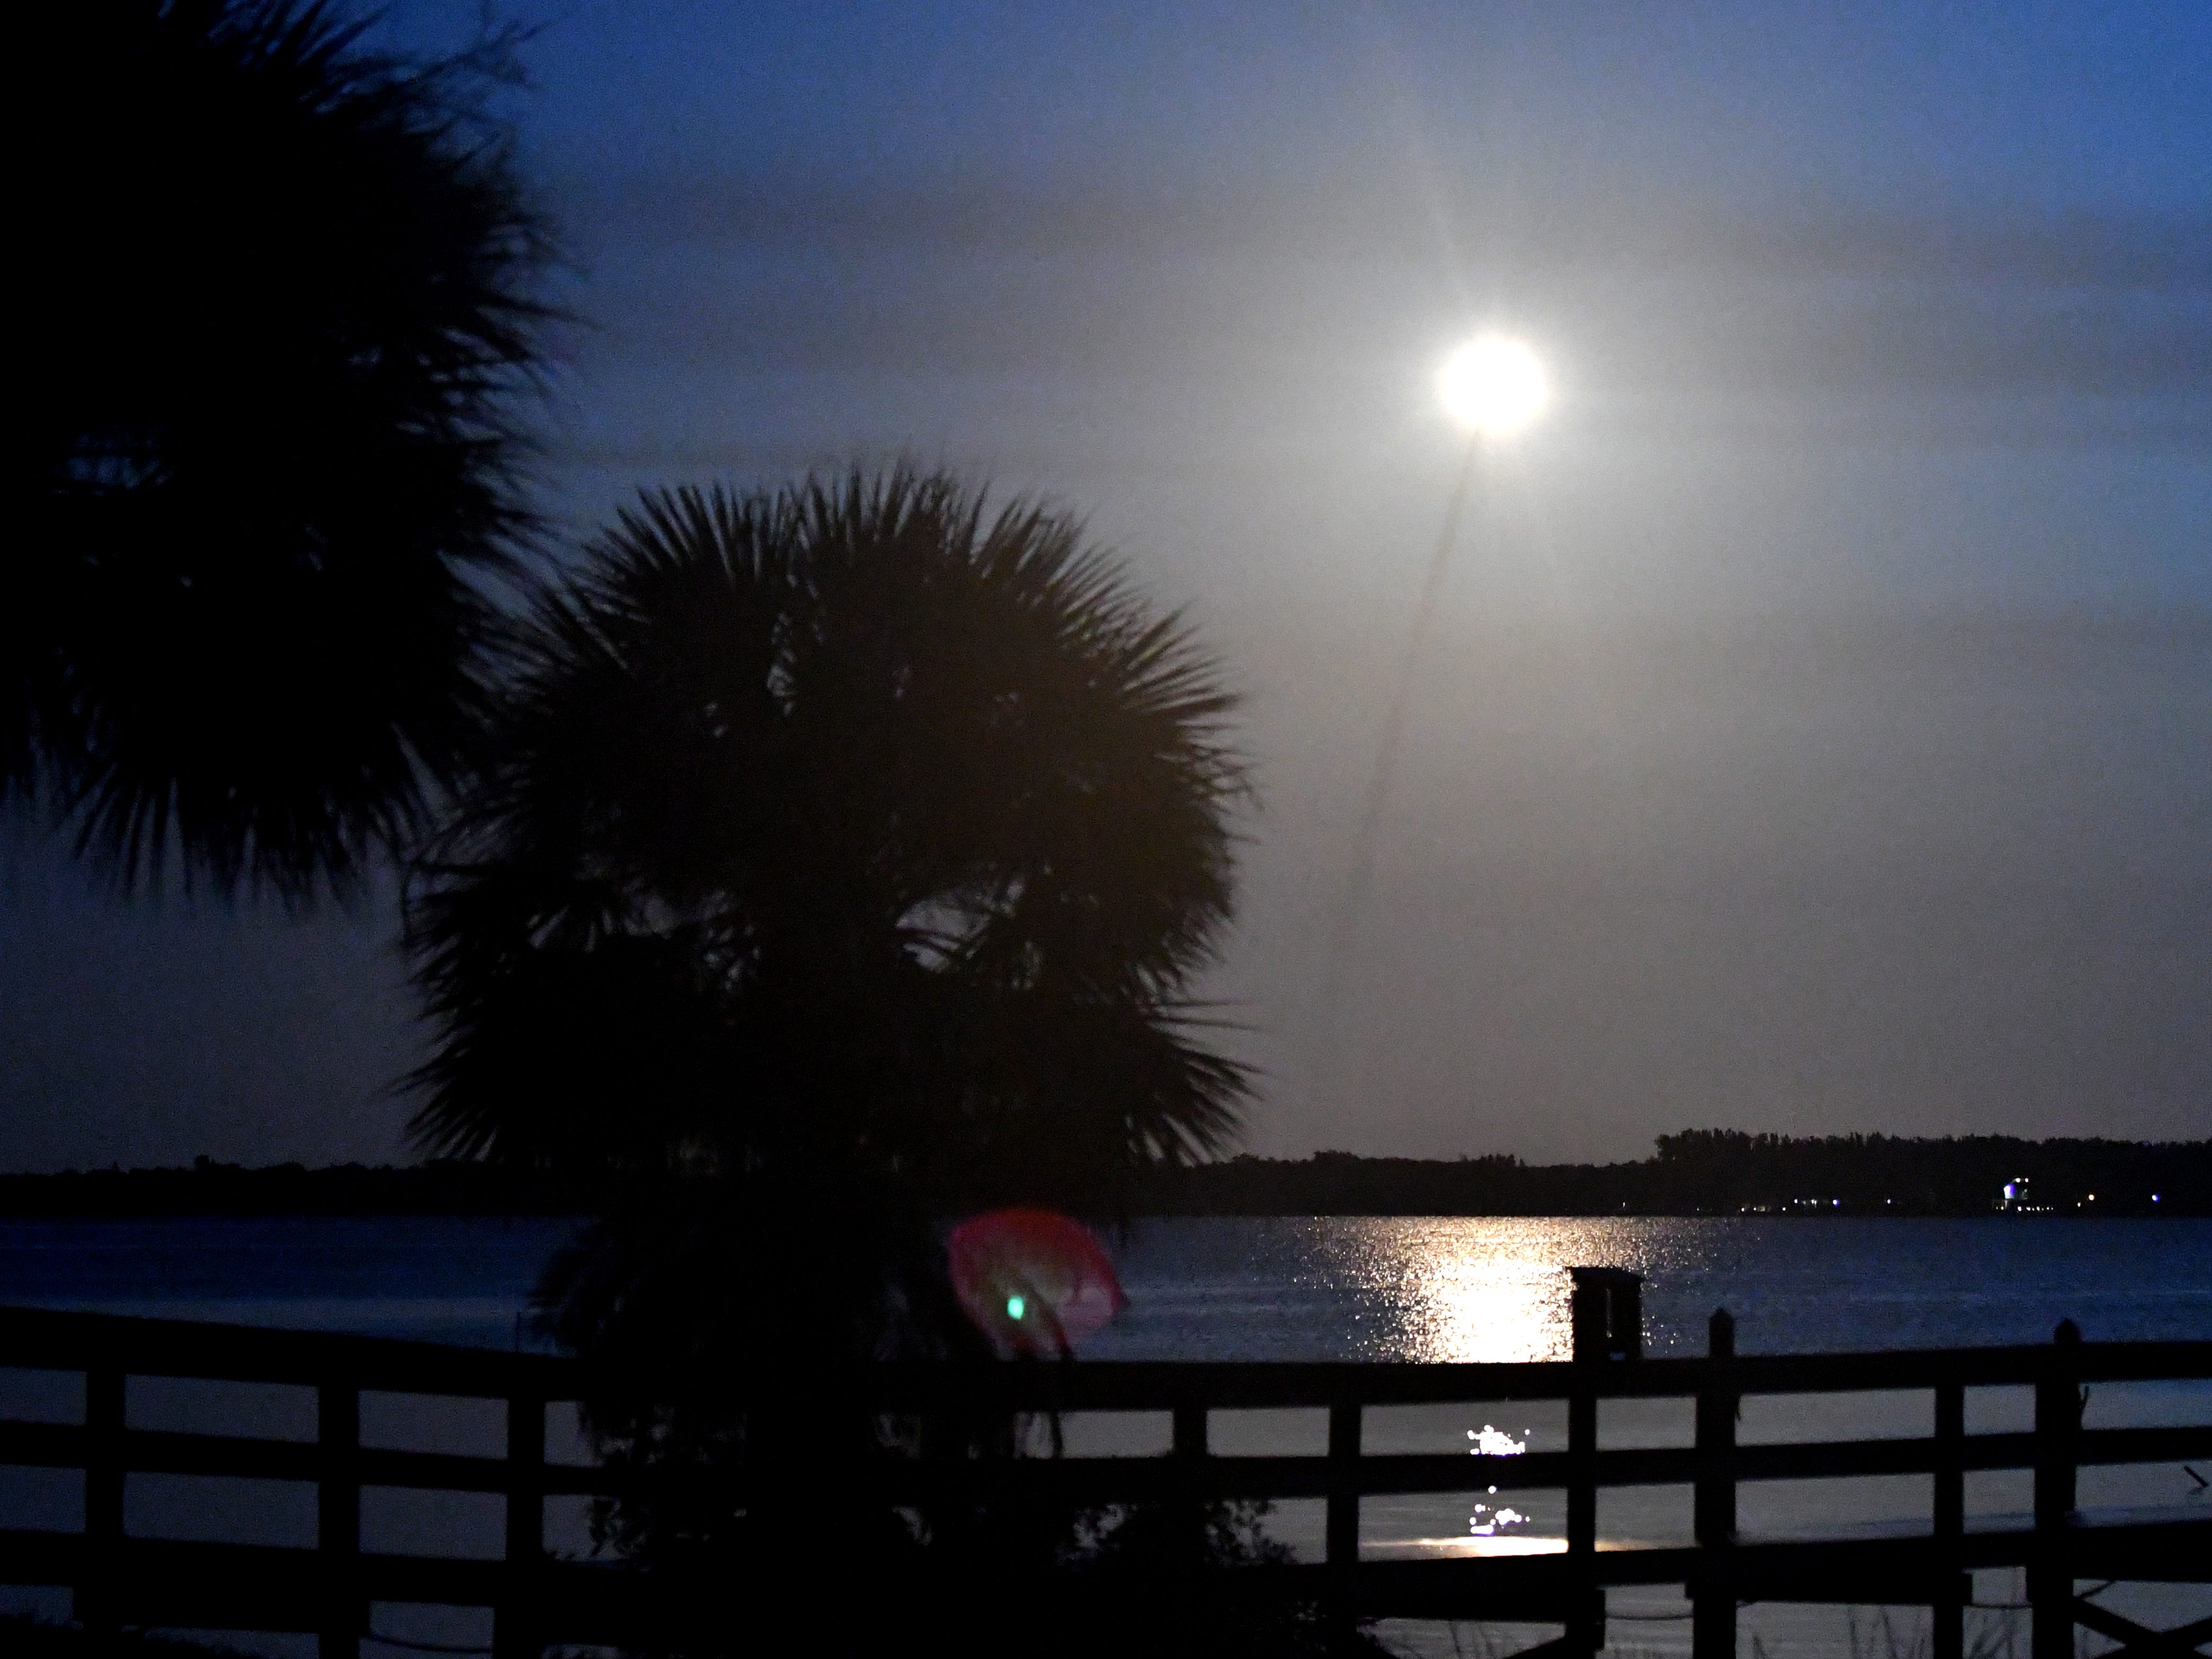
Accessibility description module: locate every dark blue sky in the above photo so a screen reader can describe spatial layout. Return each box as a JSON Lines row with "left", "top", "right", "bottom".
{"left": 4, "top": 2, "right": 2207, "bottom": 1169}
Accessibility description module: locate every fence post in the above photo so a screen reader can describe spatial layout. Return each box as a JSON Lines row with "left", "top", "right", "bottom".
{"left": 1172, "top": 1401, "right": 1208, "bottom": 1461}
{"left": 1692, "top": 1308, "right": 1736, "bottom": 1659}
{"left": 2030, "top": 1320, "right": 2081, "bottom": 1659}
{"left": 1326, "top": 1397, "right": 1363, "bottom": 1629}
{"left": 79, "top": 1360, "right": 125, "bottom": 1640}
{"left": 1326, "top": 1399, "right": 1361, "bottom": 1565}
{"left": 319, "top": 1378, "right": 362, "bottom": 1659}
{"left": 1933, "top": 1377, "right": 1966, "bottom": 1659}
{"left": 1173, "top": 1399, "right": 1208, "bottom": 1544}
{"left": 1170, "top": 1393, "right": 1210, "bottom": 1494}
{"left": 1566, "top": 1269, "right": 1636, "bottom": 1656}
{"left": 495, "top": 1391, "right": 547, "bottom": 1659}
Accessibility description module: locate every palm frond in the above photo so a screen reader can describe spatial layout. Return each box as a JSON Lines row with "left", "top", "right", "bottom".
{"left": 16, "top": 0, "right": 558, "bottom": 900}
{"left": 405, "top": 468, "right": 1253, "bottom": 1201}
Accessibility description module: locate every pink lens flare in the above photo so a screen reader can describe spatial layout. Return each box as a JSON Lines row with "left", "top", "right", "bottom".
{"left": 947, "top": 1208, "right": 1129, "bottom": 1358}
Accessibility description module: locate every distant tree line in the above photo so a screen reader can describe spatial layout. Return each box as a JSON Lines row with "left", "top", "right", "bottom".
{"left": 0, "top": 1157, "right": 583, "bottom": 1217}
{"left": 5, "top": 1134, "right": 2204, "bottom": 1217}
{"left": 1141, "top": 1132, "right": 2209, "bottom": 1217}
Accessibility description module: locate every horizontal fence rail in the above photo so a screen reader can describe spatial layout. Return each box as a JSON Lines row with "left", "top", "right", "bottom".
{"left": 3, "top": 1290, "right": 2209, "bottom": 1659}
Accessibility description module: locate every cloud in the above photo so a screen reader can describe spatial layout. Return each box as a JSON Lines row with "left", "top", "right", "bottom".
{"left": 559, "top": 161, "right": 2212, "bottom": 287}
{"left": 543, "top": 161, "right": 2212, "bottom": 420}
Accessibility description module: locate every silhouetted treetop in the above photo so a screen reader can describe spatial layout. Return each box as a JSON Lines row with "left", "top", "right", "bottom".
{"left": 14, "top": 0, "right": 556, "bottom": 898}
{"left": 404, "top": 470, "right": 1250, "bottom": 1208}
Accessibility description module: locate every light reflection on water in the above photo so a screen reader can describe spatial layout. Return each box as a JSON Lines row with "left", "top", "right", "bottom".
{"left": 1309, "top": 1217, "right": 1679, "bottom": 1364}
{"left": 1406, "top": 1239, "right": 1564, "bottom": 1362}
{"left": 1351, "top": 1216, "right": 1739, "bottom": 1363}
{"left": 1088, "top": 1215, "right": 2212, "bottom": 1362}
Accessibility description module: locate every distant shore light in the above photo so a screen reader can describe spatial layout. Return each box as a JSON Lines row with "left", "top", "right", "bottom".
{"left": 1438, "top": 336, "right": 1549, "bottom": 436}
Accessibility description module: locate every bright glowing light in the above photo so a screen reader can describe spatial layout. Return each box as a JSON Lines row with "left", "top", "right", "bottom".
{"left": 1006, "top": 1295, "right": 1026, "bottom": 1320}
{"left": 1437, "top": 336, "right": 1549, "bottom": 436}
{"left": 1416, "top": 1251, "right": 1559, "bottom": 1362}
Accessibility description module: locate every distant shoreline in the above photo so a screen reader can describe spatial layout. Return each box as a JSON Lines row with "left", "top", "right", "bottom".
{"left": 0, "top": 1161, "right": 585, "bottom": 1219}
{"left": 2, "top": 1133, "right": 2204, "bottom": 1217}
{"left": 1146, "top": 1132, "right": 2207, "bottom": 1217}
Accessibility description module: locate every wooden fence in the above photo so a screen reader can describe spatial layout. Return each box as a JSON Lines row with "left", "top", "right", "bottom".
{"left": 3, "top": 1272, "right": 2208, "bottom": 1658}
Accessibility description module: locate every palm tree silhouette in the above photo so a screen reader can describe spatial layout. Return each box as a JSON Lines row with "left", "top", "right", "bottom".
{"left": 405, "top": 469, "right": 1248, "bottom": 1285}
{"left": 401, "top": 472, "right": 1261, "bottom": 1642}
{"left": 13, "top": 1, "right": 553, "bottom": 899}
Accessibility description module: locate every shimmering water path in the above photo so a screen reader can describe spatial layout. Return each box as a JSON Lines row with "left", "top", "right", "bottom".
{"left": 1092, "top": 1216, "right": 2212, "bottom": 1360}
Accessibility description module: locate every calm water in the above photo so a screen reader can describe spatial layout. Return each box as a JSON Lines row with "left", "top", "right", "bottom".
{"left": 2, "top": 1213, "right": 2207, "bottom": 1355}
{"left": 3, "top": 1216, "right": 2208, "bottom": 1656}
{"left": 1092, "top": 1215, "right": 2212, "bottom": 1360}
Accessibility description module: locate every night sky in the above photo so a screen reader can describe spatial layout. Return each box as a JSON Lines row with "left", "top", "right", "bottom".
{"left": 4, "top": 1, "right": 2208, "bottom": 1171}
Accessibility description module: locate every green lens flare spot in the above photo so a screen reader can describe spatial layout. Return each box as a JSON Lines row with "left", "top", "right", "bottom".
{"left": 1006, "top": 1295, "right": 1026, "bottom": 1320}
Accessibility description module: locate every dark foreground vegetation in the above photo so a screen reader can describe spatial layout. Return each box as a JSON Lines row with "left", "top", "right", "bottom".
{"left": 5, "top": 1133, "right": 2204, "bottom": 1217}
{"left": 15, "top": 0, "right": 554, "bottom": 901}
{"left": 2, "top": 1615, "right": 251, "bottom": 1657}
